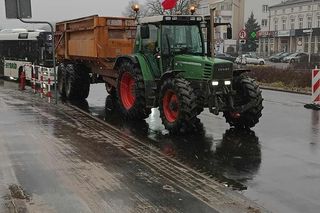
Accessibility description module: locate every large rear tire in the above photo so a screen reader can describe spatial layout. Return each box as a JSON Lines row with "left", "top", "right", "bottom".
{"left": 116, "top": 62, "right": 151, "bottom": 120}
{"left": 159, "top": 78, "right": 199, "bottom": 134}
{"left": 224, "top": 74, "right": 263, "bottom": 129}
{"left": 58, "top": 63, "right": 66, "bottom": 97}
{"left": 65, "top": 63, "right": 90, "bottom": 100}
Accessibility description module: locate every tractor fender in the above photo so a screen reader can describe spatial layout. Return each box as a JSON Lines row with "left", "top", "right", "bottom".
{"left": 114, "top": 54, "right": 157, "bottom": 108}
{"left": 160, "top": 70, "right": 185, "bottom": 83}
{"left": 114, "top": 54, "right": 155, "bottom": 81}
{"left": 233, "top": 68, "right": 251, "bottom": 77}
{"left": 114, "top": 55, "right": 138, "bottom": 70}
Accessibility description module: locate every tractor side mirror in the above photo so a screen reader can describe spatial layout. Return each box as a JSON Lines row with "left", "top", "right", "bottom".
{"left": 227, "top": 25, "right": 232, "bottom": 39}
{"left": 141, "top": 25, "right": 150, "bottom": 39}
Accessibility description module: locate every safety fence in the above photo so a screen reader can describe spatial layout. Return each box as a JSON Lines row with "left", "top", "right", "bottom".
{"left": 20, "top": 64, "right": 54, "bottom": 103}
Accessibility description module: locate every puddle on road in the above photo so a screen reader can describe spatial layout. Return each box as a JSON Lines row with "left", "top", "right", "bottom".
{"left": 69, "top": 96, "right": 262, "bottom": 191}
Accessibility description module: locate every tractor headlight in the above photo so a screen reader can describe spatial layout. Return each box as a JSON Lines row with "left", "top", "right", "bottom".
{"left": 212, "top": 81, "right": 219, "bottom": 86}
{"left": 224, "top": 80, "right": 231, "bottom": 86}
{"left": 164, "top": 16, "right": 172, "bottom": 21}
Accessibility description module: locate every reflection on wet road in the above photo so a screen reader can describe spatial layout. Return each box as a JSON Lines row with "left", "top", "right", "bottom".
{"left": 0, "top": 80, "right": 261, "bottom": 213}
{"left": 84, "top": 84, "right": 320, "bottom": 213}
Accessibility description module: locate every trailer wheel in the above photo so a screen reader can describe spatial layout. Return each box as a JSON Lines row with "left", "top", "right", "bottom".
{"left": 159, "top": 77, "right": 199, "bottom": 134}
{"left": 224, "top": 74, "right": 263, "bottom": 129}
{"left": 58, "top": 63, "right": 66, "bottom": 97}
{"left": 117, "top": 62, "right": 151, "bottom": 120}
{"left": 65, "top": 63, "right": 90, "bottom": 100}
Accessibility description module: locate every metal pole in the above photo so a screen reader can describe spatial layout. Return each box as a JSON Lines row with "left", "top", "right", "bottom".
{"left": 210, "top": 8, "right": 216, "bottom": 58}
{"left": 268, "top": 8, "right": 271, "bottom": 57}
{"left": 19, "top": 19, "right": 57, "bottom": 104}
{"left": 309, "top": 0, "right": 315, "bottom": 63}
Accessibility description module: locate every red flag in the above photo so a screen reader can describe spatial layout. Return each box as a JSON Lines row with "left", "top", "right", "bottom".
{"left": 162, "top": 0, "right": 178, "bottom": 10}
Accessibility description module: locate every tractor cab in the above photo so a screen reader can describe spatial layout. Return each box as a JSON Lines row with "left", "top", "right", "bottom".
{"left": 135, "top": 15, "right": 206, "bottom": 75}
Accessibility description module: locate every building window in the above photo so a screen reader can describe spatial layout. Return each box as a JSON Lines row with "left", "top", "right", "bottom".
{"left": 308, "top": 5, "right": 311, "bottom": 11}
{"left": 299, "top": 6, "right": 303, "bottom": 11}
{"left": 282, "top": 19, "right": 287, "bottom": 30}
{"left": 262, "top": 5, "right": 269, "bottom": 13}
{"left": 262, "top": 19, "right": 268, "bottom": 27}
{"left": 308, "top": 16, "right": 312, "bottom": 28}
{"left": 274, "top": 20, "right": 278, "bottom": 31}
{"left": 299, "top": 17, "right": 304, "bottom": 29}
{"left": 291, "top": 18, "right": 295, "bottom": 29}
{"left": 275, "top": 10, "right": 277, "bottom": 15}
{"left": 283, "top": 9, "right": 285, "bottom": 14}
{"left": 291, "top": 8, "right": 294, "bottom": 12}
{"left": 318, "top": 16, "right": 320, "bottom": 27}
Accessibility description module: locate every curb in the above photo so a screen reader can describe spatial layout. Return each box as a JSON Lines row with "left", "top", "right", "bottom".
{"left": 259, "top": 85, "right": 311, "bottom": 95}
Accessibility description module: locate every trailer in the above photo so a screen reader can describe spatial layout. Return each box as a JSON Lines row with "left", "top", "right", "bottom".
{"left": 56, "top": 14, "right": 263, "bottom": 133}
{"left": 55, "top": 15, "right": 136, "bottom": 99}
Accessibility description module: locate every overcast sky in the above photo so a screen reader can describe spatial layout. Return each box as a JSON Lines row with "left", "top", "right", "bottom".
{"left": 0, "top": 0, "right": 143, "bottom": 29}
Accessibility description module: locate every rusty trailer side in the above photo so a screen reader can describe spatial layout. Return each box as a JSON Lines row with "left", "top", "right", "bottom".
{"left": 55, "top": 15, "right": 137, "bottom": 86}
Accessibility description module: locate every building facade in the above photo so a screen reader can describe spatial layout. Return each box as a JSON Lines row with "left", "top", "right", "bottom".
{"left": 258, "top": 0, "right": 320, "bottom": 56}
{"left": 244, "top": 0, "right": 283, "bottom": 32}
{"left": 198, "top": 0, "right": 245, "bottom": 53}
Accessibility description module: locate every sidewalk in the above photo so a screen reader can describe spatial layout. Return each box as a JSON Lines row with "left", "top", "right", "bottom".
{"left": 0, "top": 80, "right": 266, "bottom": 213}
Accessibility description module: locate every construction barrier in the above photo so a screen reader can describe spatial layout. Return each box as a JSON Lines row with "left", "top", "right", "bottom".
{"left": 305, "top": 66, "right": 320, "bottom": 110}
{"left": 23, "top": 64, "right": 54, "bottom": 103}
{"left": 312, "top": 67, "right": 320, "bottom": 105}
{"left": 19, "top": 70, "right": 26, "bottom": 90}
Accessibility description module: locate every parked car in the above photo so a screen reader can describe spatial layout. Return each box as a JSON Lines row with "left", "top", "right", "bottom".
{"left": 282, "top": 52, "right": 308, "bottom": 63}
{"left": 216, "top": 53, "right": 236, "bottom": 62}
{"left": 235, "top": 54, "right": 265, "bottom": 65}
{"left": 269, "top": 52, "right": 290, "bottom": 62}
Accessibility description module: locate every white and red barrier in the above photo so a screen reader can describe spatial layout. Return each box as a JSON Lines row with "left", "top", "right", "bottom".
{"left": 312, "top": 67, "right": 320, "bottom": 105}
{"left": 23, "top": 64, "right": 54, "bottom": 103}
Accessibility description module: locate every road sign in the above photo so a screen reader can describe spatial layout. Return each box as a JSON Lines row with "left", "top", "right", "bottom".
{"left": 239, "top": 39, "right": 246, "bottom": 44}
{"left": 250, "top": 31, "right": 257, "bottom": 39}
{"left": 5, "top": 0, "right": 32, "bottom": 19}
{"left": 238, "top": 29, "right": 247, "bottom": 39}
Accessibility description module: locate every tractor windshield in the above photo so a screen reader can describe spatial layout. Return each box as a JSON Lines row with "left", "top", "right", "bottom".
{"left": 162, "top": 25, "right": 204, "bottom": 56}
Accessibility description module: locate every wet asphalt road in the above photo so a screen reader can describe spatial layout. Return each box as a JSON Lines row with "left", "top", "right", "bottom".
{"left": 0, "top": 80, "right": 319, "bottom": 213}
{"left": 0, "top": 80, "right": 263, "bottom": 213}
{"left": 85, "top": 84, "right": 320, "bottom": 213}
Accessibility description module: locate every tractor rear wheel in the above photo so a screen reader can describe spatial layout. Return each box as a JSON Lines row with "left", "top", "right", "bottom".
{"left": 224, "top": 74, "right": 263, "bottom": 129}
{"left": 117, "top": 62, "right": 151, "bottom": 120}
{"left": 65, "top": 63, "right": 90, "bottom": 100}
{"left": 159, "top": 78, "right": 199, "bottom": 134}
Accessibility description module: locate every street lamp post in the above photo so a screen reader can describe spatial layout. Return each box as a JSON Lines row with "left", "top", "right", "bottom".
{"left": 309, "top": 0, "right": 315, "bottom": 63}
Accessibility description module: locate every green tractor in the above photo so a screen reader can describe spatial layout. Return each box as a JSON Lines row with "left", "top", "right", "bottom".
{"left": 114, "top": 15, "right": 263, "bottom": 133}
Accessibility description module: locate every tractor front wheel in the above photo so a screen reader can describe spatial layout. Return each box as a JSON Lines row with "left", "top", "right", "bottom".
{"left": 159, "top": 78, "right": 199, "bottom": 134}
{"left": 117, "top": 62, "right": 151, "bottom": 120}
{"left": 224, "top": 74, "right": 263, "bottom": 129}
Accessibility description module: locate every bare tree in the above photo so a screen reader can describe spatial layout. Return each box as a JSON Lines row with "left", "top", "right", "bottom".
{"left": 144, "top": 0, "right": 199, "bottom": 16}
{"left": 123, "top": 0, "right": 201, "bottom": 17}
